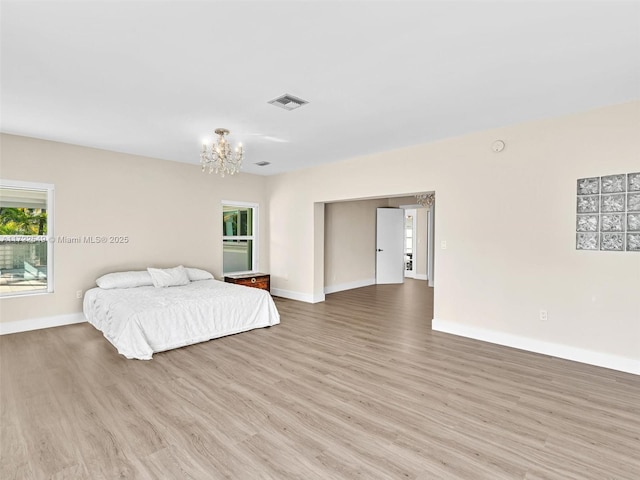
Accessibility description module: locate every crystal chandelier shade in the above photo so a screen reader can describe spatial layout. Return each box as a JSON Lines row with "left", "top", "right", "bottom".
{"left": 415, "top": 193, "right": 435, "bottom": 208}
{"left": 200, "top": 128, "right": 244, "bottom": 177}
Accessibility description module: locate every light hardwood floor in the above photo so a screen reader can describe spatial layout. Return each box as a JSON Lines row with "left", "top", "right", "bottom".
{"left": 1, "top": 279, "right": 639, "bottom": 479}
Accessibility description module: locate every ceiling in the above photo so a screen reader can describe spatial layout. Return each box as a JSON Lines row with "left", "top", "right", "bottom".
{"left": 1, "top": 1, "right": 639, "bottom": 176}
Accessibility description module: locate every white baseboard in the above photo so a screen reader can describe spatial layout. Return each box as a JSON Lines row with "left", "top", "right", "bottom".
{"left": 432, "top": 319, "right": 640, "bottom": 376}
{"left": 0, "top": 313, "right": 86, "bottom": 335}
{"left": 415, "top": 274, "right": 429, "bottom": 281}
{"left": 324, "top": 278, "right": 376, "bottom": 295}
{"left": 271, "top": 288, "right": 325, "bottom": 304}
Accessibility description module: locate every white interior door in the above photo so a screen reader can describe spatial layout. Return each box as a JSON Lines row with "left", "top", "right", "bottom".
{"left": 376, "top": 208, "right": 405, "bottom": 284}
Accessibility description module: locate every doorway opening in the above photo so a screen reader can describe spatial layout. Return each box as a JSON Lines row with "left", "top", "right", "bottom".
{"left": 404, "top": 209, "right": 417, "bottom": 279}
{"left": 322, "top": 194, "right": 435, "bottom": 296}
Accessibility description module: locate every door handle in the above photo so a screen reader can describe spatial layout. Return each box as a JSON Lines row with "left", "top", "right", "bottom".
{"left": 377, "top": 249, "right": 383, "bottom": 252}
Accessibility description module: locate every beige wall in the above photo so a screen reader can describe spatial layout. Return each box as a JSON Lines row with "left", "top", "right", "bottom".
{"left": 0, "top": 134, "right": 268, "bottom": 323}
{"left": 267, "top": 102, "right": 640, "bottom": 367}
{"left": 324, "top": 198, "right": 389, "bottom": 290}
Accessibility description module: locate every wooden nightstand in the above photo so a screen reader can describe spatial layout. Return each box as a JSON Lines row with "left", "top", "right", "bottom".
{"left": 224, "top": 273, "right": 270, "bottom": 292}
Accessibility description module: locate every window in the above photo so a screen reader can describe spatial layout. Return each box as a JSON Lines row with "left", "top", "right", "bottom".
{"left": 0, "top": 180, "right": 54, "bottom": 297}
{"left": 222, "top": 202, "right": 258, "bottom": 274}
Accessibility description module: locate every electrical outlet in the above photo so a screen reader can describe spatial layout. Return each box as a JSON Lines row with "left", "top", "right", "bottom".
{"left": 76, "top": 290, "right": 83, "bottom": 299}
{"left": 441, "top": 240, "right": 447, "bottom": 250}
{"left": 539, "top": 309, "right": 548, "bottom": 322}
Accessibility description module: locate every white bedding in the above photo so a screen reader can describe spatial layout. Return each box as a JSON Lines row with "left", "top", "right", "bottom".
{"left": 83, "top": 279, "right": 280, "bottom": 360}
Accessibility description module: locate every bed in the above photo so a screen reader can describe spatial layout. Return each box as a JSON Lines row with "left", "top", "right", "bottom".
{"left": 83, "top": 274, "right": 280, "bottom": 360}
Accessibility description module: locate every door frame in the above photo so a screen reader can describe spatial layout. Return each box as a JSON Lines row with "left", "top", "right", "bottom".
{"left": 404, "top": 208, "right": 417, "bottom": 278}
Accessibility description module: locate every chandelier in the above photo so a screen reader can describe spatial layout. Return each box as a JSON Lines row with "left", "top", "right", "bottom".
{"left": 200, "top": 128, "right": 244, "bottom": 177}
{"left": 415, "top": 193, "right": 435, "bottom": 208}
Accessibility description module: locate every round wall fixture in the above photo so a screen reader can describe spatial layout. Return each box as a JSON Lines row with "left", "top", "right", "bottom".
{"left": 492, "top": 140, "right": 505, "bottom": 152}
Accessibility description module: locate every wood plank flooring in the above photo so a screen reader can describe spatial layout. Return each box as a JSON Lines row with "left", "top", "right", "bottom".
{"left": 1, "top": 279, "right": 639, "bottom": 479}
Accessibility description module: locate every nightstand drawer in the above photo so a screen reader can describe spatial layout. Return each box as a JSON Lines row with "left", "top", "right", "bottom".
{"left": 243, "top": 279, "right": 268, "bottom": 290}
{"left": 224, "top": 273, "right": 270, "bottom": 292}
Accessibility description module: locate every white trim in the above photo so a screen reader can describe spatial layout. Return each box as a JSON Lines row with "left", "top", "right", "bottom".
{"left": 324, "top": 278, "right": 376, "bottom": 294}
{"left": 432, "top": 319, "right": 640, "bottom": 375}
{"left": 0, "top": 289, "right": 51, "bottom": 299}
{"left": 47, "top": 184, "right": 55, "bottom": 293}
{"left": 414, "top": 274, "right": 429, "bottom": 281}
{"left": 221, "top": 199, "right": 258, "bottom": 208}
{"left": 427, "top": 205, "right": 434, "bottom": 286}
{"left": 0, "top": 313, "right": 85, "bottom": 335}
{"left": 271, "top": 288, "right": 325, "bottom": 304}
{"left": 0, "top": 179, "right": 55, "bottom": 190}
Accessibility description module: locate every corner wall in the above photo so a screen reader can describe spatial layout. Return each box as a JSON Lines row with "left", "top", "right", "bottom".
{"left": 324, "top": 198, "right": 389, "bottom": 293}
{"left": 267, "top": 102, "right": 640, "bottom": 373}
{"left": 0, "top": 134, "right": 268, "bottom": 331}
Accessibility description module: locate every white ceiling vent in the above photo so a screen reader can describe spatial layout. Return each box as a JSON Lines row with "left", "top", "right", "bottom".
{"left": 268, "top": 94, "right": 309, "bottom": 111}
{"left": 255, "top": 161, "right": 271, "bottom": 166}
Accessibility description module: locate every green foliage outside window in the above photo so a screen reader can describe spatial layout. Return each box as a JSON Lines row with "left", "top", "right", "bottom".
{"left": 223, "top": 208, "right": 252, "bottom": 236}
{"left": 0, "top": 208, "right": 48, "bottom": 235}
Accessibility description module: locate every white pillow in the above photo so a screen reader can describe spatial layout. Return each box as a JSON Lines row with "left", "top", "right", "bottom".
{"left": 185, "top": 267, "right": 214, "bottom": 281}
{"left": 147, "top": 265, "right": 190, "bottom": 288}
{"left": 96, "top": 271, "right": 153, "bottom": 289}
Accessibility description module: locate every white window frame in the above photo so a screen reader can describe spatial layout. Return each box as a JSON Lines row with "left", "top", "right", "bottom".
{"left": 0, "top": 179, "right": 55, "bottom": 298}
{"left": 221, "top": 200, "right": 258, "bottom": 274}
